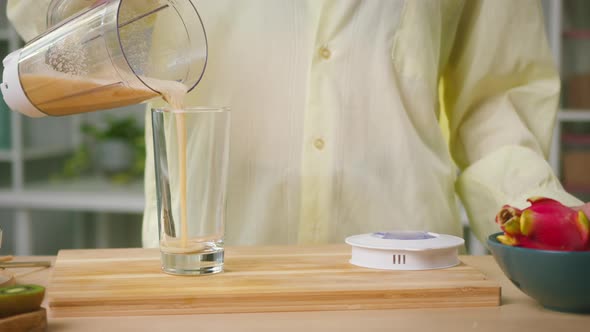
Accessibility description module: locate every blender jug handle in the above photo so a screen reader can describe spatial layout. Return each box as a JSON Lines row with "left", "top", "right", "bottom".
{"left": 0, "top": 50, "right": 46, "bottom": 118}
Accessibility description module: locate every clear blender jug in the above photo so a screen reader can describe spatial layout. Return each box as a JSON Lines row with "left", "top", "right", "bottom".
{"left": 0, "top": 0, "right": 207, "bottom": 117}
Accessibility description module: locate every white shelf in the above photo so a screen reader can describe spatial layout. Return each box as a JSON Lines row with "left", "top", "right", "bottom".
{"left": 0, "top": 145, "right": 73, "bottom": 161}
{"left": 0, "top": 28, "right": 11, "bottom": 40}
{"left": 0, "top": 150, "right": 11, "bottom": 161}
{"left": 0, "top": 176, "right": 144, "bottom": 213}
{"left": 23, "top": 145, "right": 73, "bottom": 159}
{"left": 558, "top": 110, "right": 590, "bottom": 122}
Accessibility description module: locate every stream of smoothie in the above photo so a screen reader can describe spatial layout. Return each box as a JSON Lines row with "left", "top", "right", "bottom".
{"left": 158, "top": 83, "right": 191, "bottom": 252}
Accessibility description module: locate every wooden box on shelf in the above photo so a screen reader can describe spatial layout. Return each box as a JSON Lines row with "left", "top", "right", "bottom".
{"left": 562, "top": 133, "right": 590, "bottom": 195}
{"left": 566, "top": 73, "right": 590, "bottom": 110}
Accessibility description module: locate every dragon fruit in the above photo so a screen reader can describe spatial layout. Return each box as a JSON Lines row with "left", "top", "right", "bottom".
{"left": 495, "top": 197, "right": 589, "bottom": 251}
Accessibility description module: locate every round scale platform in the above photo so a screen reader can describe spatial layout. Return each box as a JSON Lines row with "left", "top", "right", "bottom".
{"left": 345, "top": 231, "right": 465, "bottom": 271}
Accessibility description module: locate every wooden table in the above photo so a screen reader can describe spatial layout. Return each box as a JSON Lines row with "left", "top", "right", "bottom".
{"left": 11, "top": 255, "right": 590, "bottom": 331}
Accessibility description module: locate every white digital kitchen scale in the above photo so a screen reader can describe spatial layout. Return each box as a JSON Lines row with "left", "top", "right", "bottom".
{"left": 345, "top": 231, "right": 465, "bottom": 271}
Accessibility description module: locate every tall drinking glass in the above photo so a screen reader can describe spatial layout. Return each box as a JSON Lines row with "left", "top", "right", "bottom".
{"left": 151, "top": 107, "right": 230, "bottom": 275}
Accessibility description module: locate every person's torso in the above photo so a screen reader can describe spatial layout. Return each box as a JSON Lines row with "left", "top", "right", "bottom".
{"left": 181, "top": 0, "right": 466, "bottom": 244}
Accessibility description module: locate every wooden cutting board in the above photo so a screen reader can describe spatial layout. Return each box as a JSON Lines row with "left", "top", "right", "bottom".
{"left": 48, "top": 245, "right": 500, "bottom": 317}
{"left": 0, "top": 270, "right": 15, "bottom": 287}
{"left": 0, "top": 309, "right": 47, "bottom": 332}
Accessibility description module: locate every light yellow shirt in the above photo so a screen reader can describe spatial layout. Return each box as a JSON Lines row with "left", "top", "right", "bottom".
{"left": 8, "top": 0, "right": 581, "bottom": 247}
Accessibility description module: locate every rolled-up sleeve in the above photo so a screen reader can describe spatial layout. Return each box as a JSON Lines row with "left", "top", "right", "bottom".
{"left": 7, "top": 0, "right": 52, "bottom": 41}
{"left": 441, "top": 0, "right": 582, "bottom": 245}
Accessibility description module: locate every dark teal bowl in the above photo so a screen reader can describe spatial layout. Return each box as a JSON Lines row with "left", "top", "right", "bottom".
{"left": 488, "top": 232, "right": 590, "bottom": 313}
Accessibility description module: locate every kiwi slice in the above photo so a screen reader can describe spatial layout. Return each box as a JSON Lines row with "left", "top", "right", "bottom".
{"left": 0, "top": 284, "right": 45, "bottom": 318}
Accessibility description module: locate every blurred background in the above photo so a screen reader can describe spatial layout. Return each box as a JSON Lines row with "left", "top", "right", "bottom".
{"left": 0, "top": 2, "right": 145, "bottom": 255}
{"left": 0, "top": 1, "right": 588, "bottom": 255}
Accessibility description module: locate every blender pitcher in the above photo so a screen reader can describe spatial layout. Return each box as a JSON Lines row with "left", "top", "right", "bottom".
{"left": 0, "top": 0, "right": 207, "bottom": 117}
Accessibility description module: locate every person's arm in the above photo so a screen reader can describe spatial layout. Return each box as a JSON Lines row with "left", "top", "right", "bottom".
{"left": 7, "top": 0, "right": 52, "bottom": 42}
{"left": 441, "top": 0, "right": 582, "bottom": 245}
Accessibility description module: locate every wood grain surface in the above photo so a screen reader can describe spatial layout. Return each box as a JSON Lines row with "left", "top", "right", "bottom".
{"left": 48, "top": 245, "right": 500, "bottom": 317}
{"left": 0, "top": 308, "right": 47, "bottom": 332}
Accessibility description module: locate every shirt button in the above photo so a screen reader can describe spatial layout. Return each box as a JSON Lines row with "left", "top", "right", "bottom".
{"left": 314, "top": 138, "right": 325, "bottom": 150}
{"left": 319, "top": 47, "right": 331, "bottom": 60}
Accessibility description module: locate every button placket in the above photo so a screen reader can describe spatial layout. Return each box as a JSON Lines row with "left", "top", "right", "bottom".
{"left": 299, "top": 40, "right": 337, "bottom": 243}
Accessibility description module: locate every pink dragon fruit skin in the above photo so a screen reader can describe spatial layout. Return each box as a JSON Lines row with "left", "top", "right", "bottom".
{"left": 496, "top": 197, "right": 590, "bottom": 251}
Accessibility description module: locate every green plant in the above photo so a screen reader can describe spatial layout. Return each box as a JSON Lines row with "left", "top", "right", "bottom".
{"left": 53, "top": 116, "right": 145, "bottom": 184}
{"left": 81, "top": 116, "right": 143, "bottom": 142}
